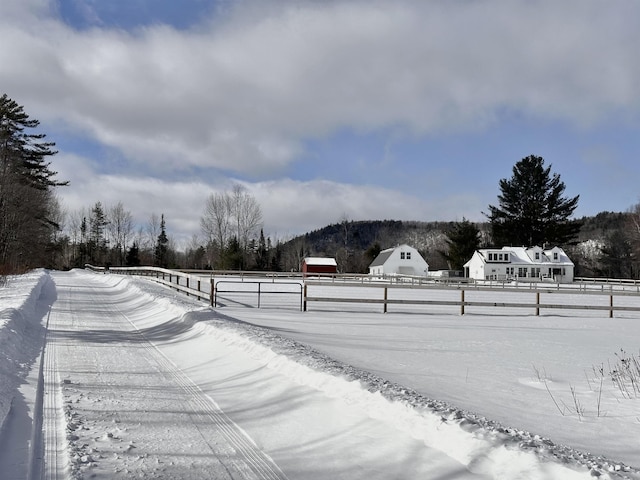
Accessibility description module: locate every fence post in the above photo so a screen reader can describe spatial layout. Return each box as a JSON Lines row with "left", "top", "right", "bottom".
{"left": 303, "top": 283, "right": 308, "bottom": 312}
{"left": 383, "top": 287, "right": 388, "bottom": 313}
{"left": 610, "top": 294, "right": 613, "bottom": 318}
{"left": 186, "top": 277, "right": 189, "bottom": 297}
{"left": 258, "top": 283, "right": 261, "bottom": 308}
{"left": 536, "top": 291, "right": 540, "bottom": 316}
{"left": 460, "top": 289, "right": 465, "bottom": 315}
{"left": 210, "top": 281, "right": 215, "bottom": 307}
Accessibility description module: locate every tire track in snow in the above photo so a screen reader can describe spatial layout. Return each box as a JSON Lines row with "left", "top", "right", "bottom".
{"left": 40, "top": 305, "right": 71, "bottom": 479}
{"left": 120, "top": 310, "right": 287, "bottom": 480}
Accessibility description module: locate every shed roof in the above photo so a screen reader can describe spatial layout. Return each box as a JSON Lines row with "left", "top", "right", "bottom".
{"left": 303, "top": 257, "right": 337, "bottom": 266}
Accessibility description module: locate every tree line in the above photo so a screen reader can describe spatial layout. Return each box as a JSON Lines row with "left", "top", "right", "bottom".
{"left": 2, "top": 93, "right": 640, "bottom": 278}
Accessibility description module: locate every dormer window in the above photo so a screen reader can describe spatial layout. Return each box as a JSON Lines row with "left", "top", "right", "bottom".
{"left": 553, "top": 252, "right": 558, "bottom": 261}
{"left": 535, "top": 252, "right": 540, "bottom": 260}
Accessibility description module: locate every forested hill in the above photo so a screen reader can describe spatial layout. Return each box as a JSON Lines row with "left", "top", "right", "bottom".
{"left": 280, "top": 219, "right": 485, "bottom": 273}
{"left": 278, "top": 212, "right": 632, "bottom": 276}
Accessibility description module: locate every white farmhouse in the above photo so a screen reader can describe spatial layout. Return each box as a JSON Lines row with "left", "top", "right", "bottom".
{"left": 463, "top": 246, "right": 574, "bottom": 283}
{"left": 368, "top": 244, "right": 429, "bottom": 277}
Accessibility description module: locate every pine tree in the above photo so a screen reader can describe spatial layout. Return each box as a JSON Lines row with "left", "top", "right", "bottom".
{"left": 88, "top": 202, "right": 108, "bottom": 264}
{"left": 126, "top": 242, "right": 141, "bottom": 267}
{"left": 225, "top": 236, "right": 243, "bottom": 270}
{"left": 364, "top": 242, "right": 382, "bottom": 266}
{"left": 598, "top": 230, "right": 634, "bottom": 279}
{"left": 0, "top": 93, "right": 67, "bottom": 270}
{"left": 442, "top": 218, "right": 481, "bottom": 270}
{"left": 255, "top": 228, "right": 268, "bottom": 270}
{"left": 154, "top": 214, "right": 169, "bottom": 267}
{"left": 486, "top": 155, "right": 580, "bottom": 247}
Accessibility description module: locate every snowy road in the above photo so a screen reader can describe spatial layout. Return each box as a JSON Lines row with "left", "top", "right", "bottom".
{"left": 40, "top": 272, "right": 287, "bottom": 479}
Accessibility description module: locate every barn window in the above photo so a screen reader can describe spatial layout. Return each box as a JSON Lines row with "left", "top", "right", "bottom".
{"left": 406, "top": 252, "right": 411, "bottom": 259}
{"left": 400, "top": 252, "right": 405, "bottom": 259}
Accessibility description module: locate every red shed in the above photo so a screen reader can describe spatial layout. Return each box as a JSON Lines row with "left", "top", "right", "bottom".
{"left": 301, "top": 257, "right": 338, "bottom": 277}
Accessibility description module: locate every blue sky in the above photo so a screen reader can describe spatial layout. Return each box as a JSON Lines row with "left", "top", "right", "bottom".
{"left": 2, "top": 0, "right": 640, "bottom": 246}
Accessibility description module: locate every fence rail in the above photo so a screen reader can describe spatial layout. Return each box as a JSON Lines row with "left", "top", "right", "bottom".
{"left": 85, "top": 265, "right": 640, "bottom": 318}
{"left": 302, "top": 282, "right": 640, "bottom": 317}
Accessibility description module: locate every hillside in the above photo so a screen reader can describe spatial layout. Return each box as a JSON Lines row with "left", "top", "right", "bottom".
{"left": 278, "top": 212, "right": 632, "bottom": 276}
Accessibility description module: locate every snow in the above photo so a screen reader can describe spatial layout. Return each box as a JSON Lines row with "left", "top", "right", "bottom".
{"left": 1, "top": 269, "right": 639, "bottom": 479}
{"left": 303, "top": 257, "right": 337, "bottom": 266}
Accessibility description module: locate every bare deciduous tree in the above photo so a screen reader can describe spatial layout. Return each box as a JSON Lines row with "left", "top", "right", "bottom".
{"left": 107, "top": 202, "right": 133, "bottom": 266}
{"left": 200, "top": 184, "right": 262, "bottom": 269}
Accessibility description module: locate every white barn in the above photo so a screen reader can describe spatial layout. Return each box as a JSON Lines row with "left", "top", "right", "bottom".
{"left": 463, "top": 246, "right": 574, "bottom": 283}
{"left": 368, "top": 244, "right": 429, "bottom": 277}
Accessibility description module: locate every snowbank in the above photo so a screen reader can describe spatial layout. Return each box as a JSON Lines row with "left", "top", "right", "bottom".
{"left": 0, "top": 269, "right": 49, "bottom": 433}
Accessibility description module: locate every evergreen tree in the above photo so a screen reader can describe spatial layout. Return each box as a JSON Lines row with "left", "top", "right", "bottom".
{"left": 598, "top": 230, "right": 634, "bottom": 279}
{"left": 255, "top": 228, "right": 268, "bottom": 270}
{"left": 225, "top": 236, "right": 243, "bottom": 270}
{"left": 154, "top": 214, "right": 169, "bottom": 267}
{"left": 441, "top": 218, "right": 480, "bottom": 270}
{"left": 126, "top": 242, "right": 141, "bottom": 267}
{"left": 0, "top": 93, "right": 67, "bottom": 270}
{"left": 88, "top": 202, "right": 108, "bottom": 264}
{"left": 486, "top": 155, "right": 580, "bottom": 247}
{"left": 364, "top": 242, "right": 382, "bottom": 266}
{"left": 270, "top": 241, "right": 283, "bottom": 271}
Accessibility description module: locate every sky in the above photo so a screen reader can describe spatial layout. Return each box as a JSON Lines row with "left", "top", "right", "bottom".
{"left": 2, "top": 0, "right": 640, "bottom": 247}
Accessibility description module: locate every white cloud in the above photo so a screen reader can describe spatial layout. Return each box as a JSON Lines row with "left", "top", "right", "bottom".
{"left": 56, "top": 152, "right": 484, "bottom": 247}
{"left": 2, "top": 0, "right": 640, "bottom": 177}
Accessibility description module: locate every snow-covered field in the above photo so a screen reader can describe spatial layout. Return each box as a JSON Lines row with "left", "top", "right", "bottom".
{"left": 1, "top": 269, "right": 640, "bottom": 479}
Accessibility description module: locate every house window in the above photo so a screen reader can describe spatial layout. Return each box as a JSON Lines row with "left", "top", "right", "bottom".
{"left": 406, "top": 252, "right": 411, "bottom": 260}
{"left": 400, "top": 252, "right": 405, "bottom": 259}
{"left": 488, "top": 253, "right": 494, "bottom": 261}
{"left": 518, "top": 267, "right": 528, "bottom": 277}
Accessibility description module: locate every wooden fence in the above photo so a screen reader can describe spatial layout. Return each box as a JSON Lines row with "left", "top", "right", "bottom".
{"left": 86, "top": 266, "right": 640, "bottom": 318}
{"left": 302, "top": 281, "right": 640, "bottom": 318}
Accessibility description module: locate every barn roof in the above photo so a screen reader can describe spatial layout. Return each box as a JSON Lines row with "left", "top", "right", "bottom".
{"left": 303, "top": 257, "right": 337, "bottom": 266}
{"left": 369, "top": 248, "right": 394, "bottom": 267}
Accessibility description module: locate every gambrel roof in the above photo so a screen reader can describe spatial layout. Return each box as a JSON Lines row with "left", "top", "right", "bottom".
{"left": 369, "top": 248, "right": 394, "bottom": 268}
